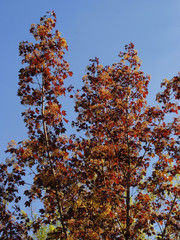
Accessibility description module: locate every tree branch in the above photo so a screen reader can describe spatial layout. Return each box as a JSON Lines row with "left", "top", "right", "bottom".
{"left": 42, "top": 76, "right": 67, "bottom": 239}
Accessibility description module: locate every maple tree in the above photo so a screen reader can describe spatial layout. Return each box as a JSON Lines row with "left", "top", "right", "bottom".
{"left": 0, "top": 11, "right": 75, "bottom": 240}
{"left": 0, "top": 11, "right": 179, "bottom": 240}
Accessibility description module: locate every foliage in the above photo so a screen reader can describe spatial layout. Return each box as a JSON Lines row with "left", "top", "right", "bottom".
{"left": 0, "top": 11, "right": 179, "bottom": 240}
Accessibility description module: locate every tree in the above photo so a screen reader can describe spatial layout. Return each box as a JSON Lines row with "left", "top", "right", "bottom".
{"left": 0, "top": 11, "right": 75, "bottom": 240}
{"left": 0, "top": 12, "right": 179, "bottom": 240}
{"left": 73, "top": 49, "right": 180, "bottom": 239}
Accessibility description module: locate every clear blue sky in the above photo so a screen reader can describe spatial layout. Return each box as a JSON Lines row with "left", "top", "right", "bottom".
{"left": 1, "top": 0, "right": 180, "bottom": 161}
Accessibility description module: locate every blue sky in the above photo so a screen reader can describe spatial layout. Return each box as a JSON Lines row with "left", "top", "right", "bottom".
{"left": 1, "top": 0, "right": 180, "bottom": 161}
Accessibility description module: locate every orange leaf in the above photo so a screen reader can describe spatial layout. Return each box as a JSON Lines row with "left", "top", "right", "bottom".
{"left": 35, "top": 108, "right": 39, "bottom": 114}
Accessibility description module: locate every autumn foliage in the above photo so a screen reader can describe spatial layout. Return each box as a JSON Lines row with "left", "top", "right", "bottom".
{"left": 0, "top": 11, "right": 179, "bottom": 240}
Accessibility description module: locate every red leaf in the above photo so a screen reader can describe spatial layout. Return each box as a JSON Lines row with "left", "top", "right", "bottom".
{"left": 109, "top": 211, "right": 113, "bottom": 218}
{"left": 69, "top": 71, "right": 73, "bottom": 77}
{"left": 62, "top": 110, "right": 66, "bottom": 116}
{"left": 34, "top": 154, "right": 38, "bottom": 159}
{"left": 63, "top": 118, "right": 69, "bottom": 123}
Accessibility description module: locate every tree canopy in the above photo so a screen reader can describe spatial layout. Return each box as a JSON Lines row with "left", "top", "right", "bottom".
{"left": 0, "top": 11, "right": 179, "bottom": 240}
